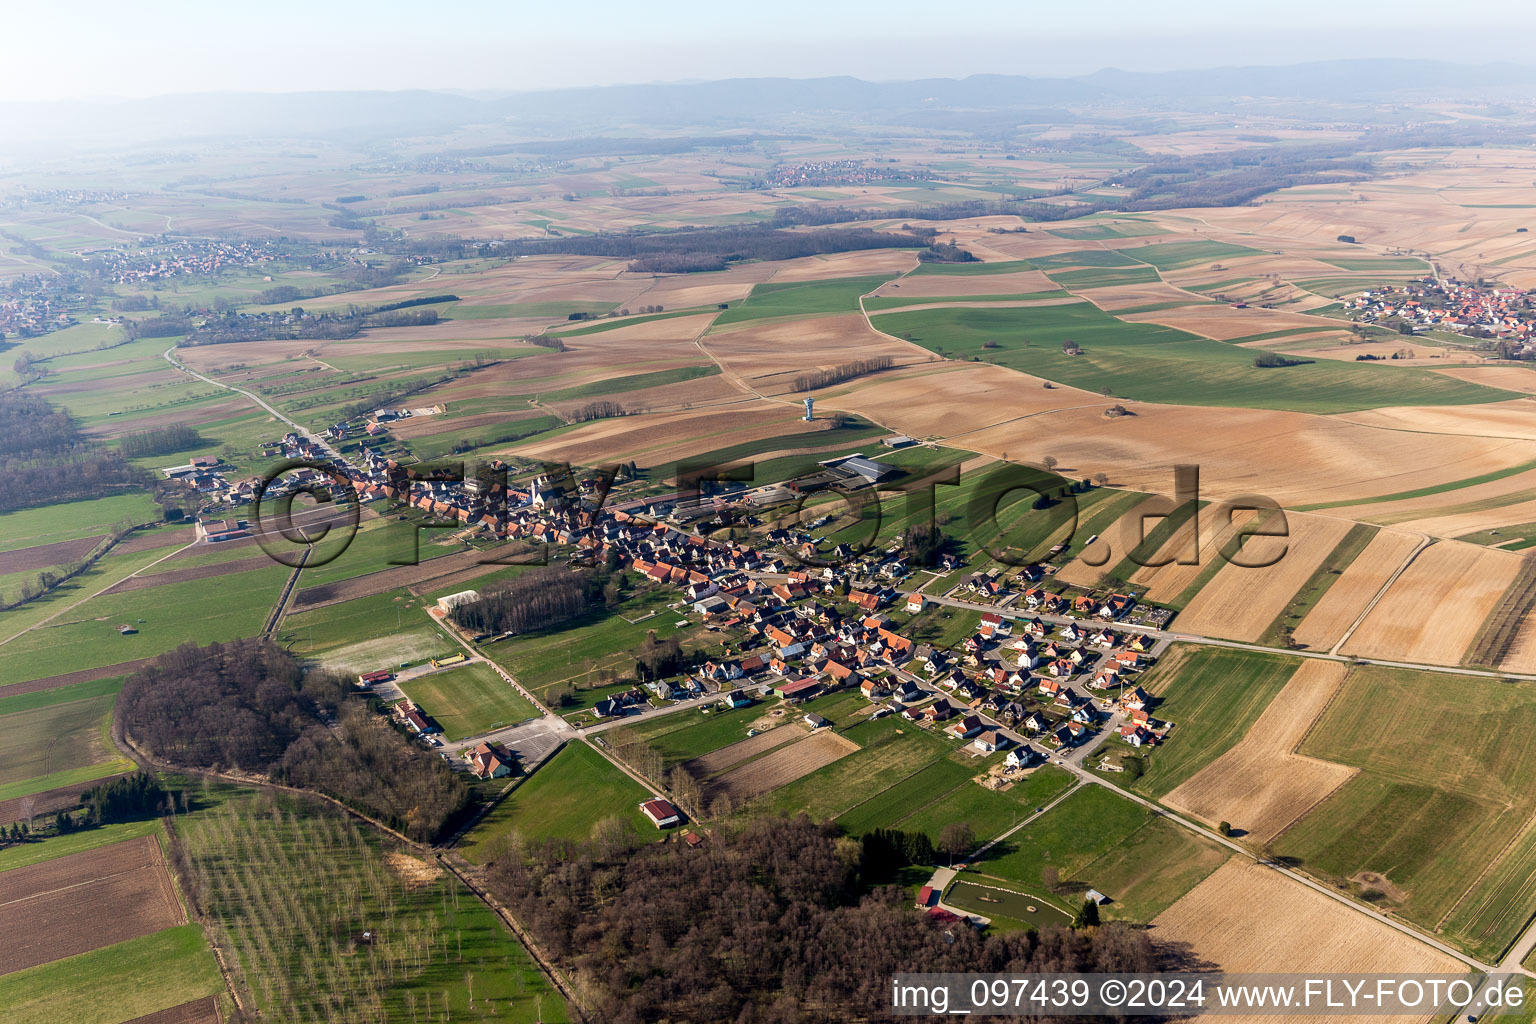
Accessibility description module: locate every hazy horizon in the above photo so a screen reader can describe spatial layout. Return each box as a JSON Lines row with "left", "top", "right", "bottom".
{"left": 7, "top": 0, "right": 1536, "bottom": 104}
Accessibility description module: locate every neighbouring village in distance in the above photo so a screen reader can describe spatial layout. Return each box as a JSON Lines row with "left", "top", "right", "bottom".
{"left": 12, "top": 25, "right": 1536, "bottom": 1024}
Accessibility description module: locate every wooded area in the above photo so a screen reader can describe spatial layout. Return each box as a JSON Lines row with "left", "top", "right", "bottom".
{"left": 486, "top": 815, "right": 1158, "bottom": 1023}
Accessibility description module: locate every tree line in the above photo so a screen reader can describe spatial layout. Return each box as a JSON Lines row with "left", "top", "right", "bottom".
{"left": 495, "top": 224, "right": 933, "bottom": 273}
{"left": 794, "top": 355, "right": 893, "bottom": 392}
{"left": 120, "top": 422, "right": 205, "bottom": 459}
{"left": 448, "top": 566, "right": 613, "bottom": 637}
{"left": 116, "top": 640, "right": 468, "bottom": 841}
{"left": 484, "top": 814, "right": 1159, "bottom": 1023}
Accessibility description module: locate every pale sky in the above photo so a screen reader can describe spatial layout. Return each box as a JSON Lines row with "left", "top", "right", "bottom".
{"left": 5, "top": 0, "right": 1536, "bottom": 102}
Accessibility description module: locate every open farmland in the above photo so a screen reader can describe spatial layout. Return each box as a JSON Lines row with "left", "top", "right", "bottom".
{"left": 0, "top": 835, "right": 184, "bottom": 976}
{"left": 1173, "top": 513, "right": 1356, "bottom": 640}
{"left": 0, "top": 924, "right": 224, "bottom": 1024}
{"left": 1133, "top": 646, "right": 1299, "bottom": 797}
{"left": 708, "top": 730, "right": 859, "bottom": 805}
{"left": 968, "top": 784, "right": 1229, "bottom": 922}
{"left": 1151, "top": 859, "right": 1461, "bottom": 1018}
{"left": 1280, "top": 666, "right": 1536, "bottom": 959}
{"left": 1291, "top": 529, "right": 1425, "bottom": 650}
{"left": 1162, "top": 660, "right": 1356, "bottom": 842}
{"left": 1341, "top": 541, "right": 1525, "bottom": 666}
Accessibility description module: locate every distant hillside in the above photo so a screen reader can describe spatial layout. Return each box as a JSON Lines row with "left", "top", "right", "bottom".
{"left": 6, "top": 59, "right": 1536, "bottom": 148}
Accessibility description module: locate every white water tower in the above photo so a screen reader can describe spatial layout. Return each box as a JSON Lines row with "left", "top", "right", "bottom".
{"left": 803, "top": 397, "right": 814, "bottom": 421}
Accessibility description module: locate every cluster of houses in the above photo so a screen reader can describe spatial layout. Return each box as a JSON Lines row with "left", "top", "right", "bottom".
{"left": 0, "top": 281, "right": 76, "bottom": 338}
{"left": 752, "top": 160, "right": 926, "bottom": 189}
{"left": 1349, "top": 278, "right": 1536, "bottom": 354}
{"left": 85, "top": 239, "right": 283, "bottom": 285}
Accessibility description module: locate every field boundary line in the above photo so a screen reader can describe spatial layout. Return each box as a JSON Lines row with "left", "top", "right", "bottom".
{"left": 1330, "top": 533, "right": 1435, "bottom": 655}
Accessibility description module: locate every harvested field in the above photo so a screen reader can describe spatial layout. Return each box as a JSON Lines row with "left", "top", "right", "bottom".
{"left": 287, "top": 547, "right": 501, "bottom": 611}
{"left": 1119, "top": 304, "right": 1335, "bottom": 342}
{"left": 1125, "top": 506, "right": 1257, "bottom": 603}
{"left": 704, "top": 313, "right": 925, "bottom": 395}
{"left": 505, "top": 401, "right": 813, "bottom": 468}
{"left": 0, "top": 771, "right": 131, "bottom": 826}
{"left": 1162, "top": 661, "right": 1356, "bottom": 842}
{"left": 98, "top": 554, "right": 275, "bottom": 594}
{"left": 1342, "top": 541, "right": 1525, "bottom": 666}
{"left": 115, "top": 528, "right": 198, "bottom": 555}
{"left": 0, "top": 835, "right": 184, "bottom": 975}
{"left": 1463, "top": 556, "right": 1536, "bottom": 668}
{"left": 121, "top": 996, "right": 221, "bottom": 1024}
{"left": 0, "top": 535, "right": 105, "bottom": 575}
{"left": 682, "top": 726, "right": 801, "bottom": 777}
{"left": 1174, "top": 514, "right": 1355, "bottom": 641}
{"left": 768, "top": 250, "right": 917, "bottom": 281}
{"left": 711, "top": 731, "right": 858, "bottom": 803}
{"left": 1151, "top": 860, "right": 1460, "bottom": 1022}
{"left": 1434, "top": 365, "right": 1536, "bottom": 395}
{"left": 1291, "top": 530, "right": 1424, "bottom": 651}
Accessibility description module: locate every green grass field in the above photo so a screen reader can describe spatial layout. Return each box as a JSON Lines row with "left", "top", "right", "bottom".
{"left": 871, "top": 302, "right": 1517, "bottom": 413}
{"left": 1116, "top": 240, "right": 1262, "bottom": 270}
{"left": 460, "top": 741, "right": 655, "bottom": 857}
{"left": 893, "top": 764, "right": 1075, "bottom": 850}
{"left": 397, "top": 662, "right": 541, "bottom": 741}
{"left": 0, "top": 563, "right": 291, "bottom": 685}
{"left": 1280, "top": 666, "right": 1536, "bottom": 960}
{"left": 0, "top": 674, "right": 123, "bottom": 717}
{"left": 862, "top": 290, "right": 1067, "bottom": 311}
{"left": 0, "top": 694, "right": 123, "bottom": 793}
{"left": 0, "top": 493, "right": 162, "bottom": 553}
{"left": 909, "top": 259, "right": 1038, "bottom": 276}
{"left": 1029, "top": 250, "right": 1141, "bottom": 270}
{"left": 711, "top": 275, "right": 894, "bottom": 326}
{"left": 1132, "top": 646, "right": 1298, "bottom": 797}
{"left": 0, "top": 925, "right": 224, "bottom": 1024}
{"left": 1047, "top": 265, "right": 1163, "bottom": 289}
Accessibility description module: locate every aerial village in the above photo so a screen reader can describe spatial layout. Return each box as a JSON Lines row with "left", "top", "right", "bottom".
{"left": 1348, "top": 275, "right": 1536, "bottom": 355}
{"left": 156, "top": 414, "right": 1182, "bottom": 820}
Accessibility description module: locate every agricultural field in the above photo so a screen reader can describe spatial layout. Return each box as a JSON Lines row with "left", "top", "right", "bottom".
{"left": 1279, "top": 665, "right": 1536, "bottom": 959}
{"left": 966, "top": 784, "right": 1229, "bottom": 923}
{"left": 0, "top": 835, "right": 184, "bottom": 975}
{"left": 1131, "top": 646, "right": 1299, "bottom": 797}
{"left": 1151, "top": 860, "right": 1461, "bottom": 1007}
{"left": 1340, "top": 541, "right": 1524, "bottom": 666}
{"left": 870, "top": 301, "right": 1514, "bottom": 413}
{"left": 1162, "top": 660, "right": 1356, "bottom": 842}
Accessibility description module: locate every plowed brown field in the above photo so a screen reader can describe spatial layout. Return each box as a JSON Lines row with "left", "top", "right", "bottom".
{"left": 0, "top": 835, "right": 184, "bottom": 975}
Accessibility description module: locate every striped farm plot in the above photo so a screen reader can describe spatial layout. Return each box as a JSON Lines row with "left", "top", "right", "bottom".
{"left": 1173, "top": 513, "right": 1355, "bottom": 641}
{"left": 1340, "top": 541, "right": 1525, "bottom": 667}
{"left": 1161, "top": 660, "right": 1356, "bottom": 843}
{"left": 1291, "top": 529, "right": 1424, "bottom": 651}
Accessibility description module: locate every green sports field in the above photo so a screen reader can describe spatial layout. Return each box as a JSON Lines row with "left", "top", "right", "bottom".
{"left": 460, "top": 740, "right": 655, "bottom": 856}
{"left": 397, "top": 662, "right": 542, "bottom": 741}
